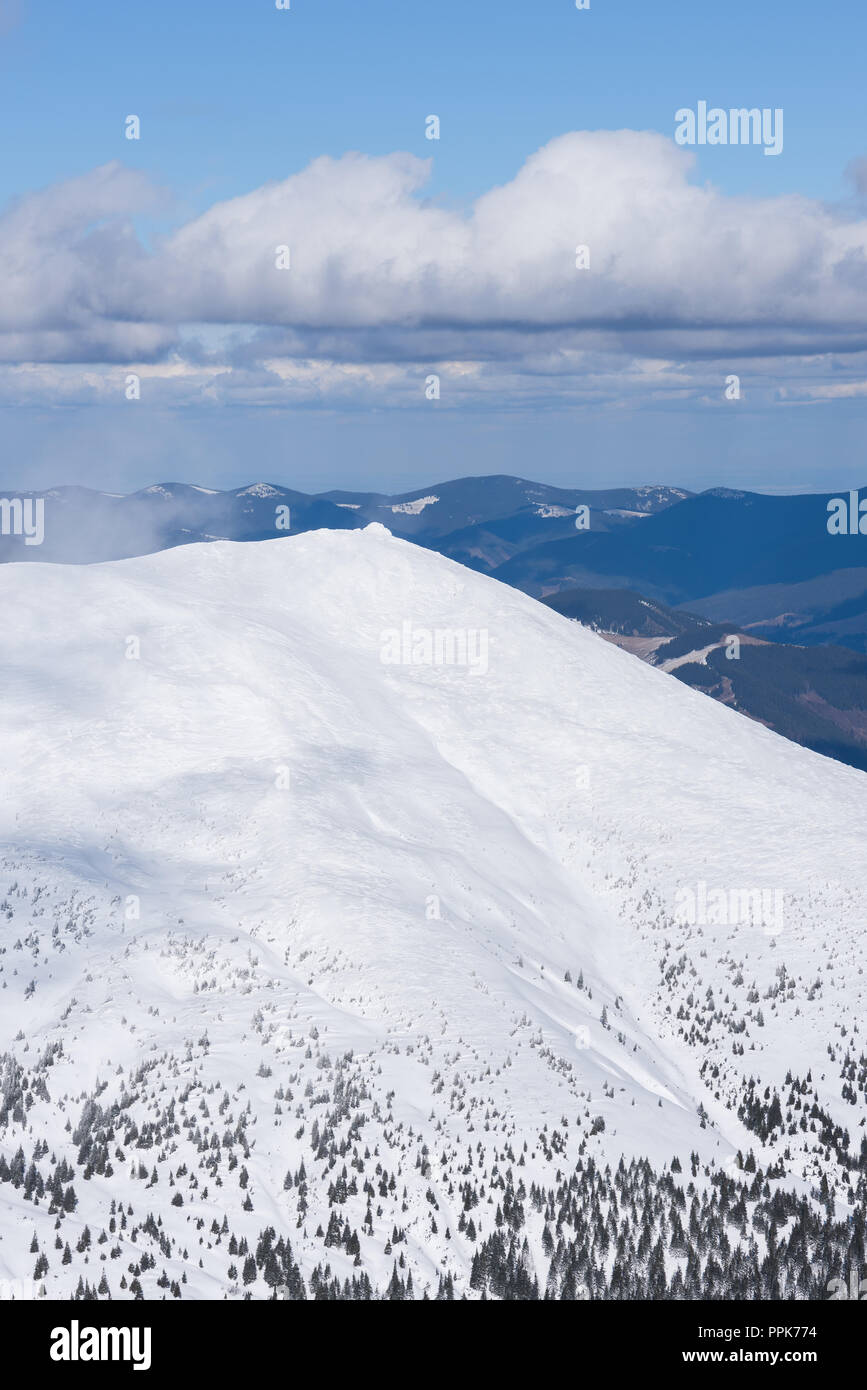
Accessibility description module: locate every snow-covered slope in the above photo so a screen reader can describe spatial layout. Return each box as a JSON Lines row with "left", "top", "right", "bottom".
{"left": 1, "top": 525, "right": 865, "bottom": 1300}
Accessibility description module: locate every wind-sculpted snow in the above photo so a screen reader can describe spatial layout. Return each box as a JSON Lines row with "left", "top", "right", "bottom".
{"left": 0, "top": 525, "right": 865, "bottom": 1300}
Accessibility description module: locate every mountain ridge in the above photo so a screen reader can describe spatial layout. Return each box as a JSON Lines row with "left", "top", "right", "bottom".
{"left": 1, "top": 526, "right": 865, "bottom": 1299}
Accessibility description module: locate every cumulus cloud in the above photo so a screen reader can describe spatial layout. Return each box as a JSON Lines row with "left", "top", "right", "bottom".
{"left": 138, "top": 133, "right": 867, "bottom": 342}
{"left": 4, "top": 132, "right": 867, "bottom": 406}
{"left": 0, "top": 163, "right": 171, "bottom": 357}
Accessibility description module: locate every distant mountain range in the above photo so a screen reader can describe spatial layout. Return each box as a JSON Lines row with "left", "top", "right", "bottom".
{"left": 0, "top": 475, "right": 688, "bottom": 566}
{"left": 4, "top": 472, "right": 867, "bottom": 771}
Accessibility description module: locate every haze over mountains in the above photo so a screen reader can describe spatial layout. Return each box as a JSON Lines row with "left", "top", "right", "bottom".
{"left": 1, "top": 526, "right": 866, "bottom": 1301}
{"left": 5, "top": 473, "right": 867, "bottom": 773}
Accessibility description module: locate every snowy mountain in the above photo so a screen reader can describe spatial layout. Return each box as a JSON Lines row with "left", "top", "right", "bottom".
{"left": 1, "top": 525, "right": 866, "bottom": 1301}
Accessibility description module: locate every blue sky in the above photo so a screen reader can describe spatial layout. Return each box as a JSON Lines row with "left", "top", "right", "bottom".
{"left": 2, "top": 0, "right": 867, "bottom": 493}
{"left": 3, "top": 0, "right": 864, "bottom": 208}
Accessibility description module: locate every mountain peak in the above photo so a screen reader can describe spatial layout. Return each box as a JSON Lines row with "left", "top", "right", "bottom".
{"left": 1, "top": 528, "right": 865, "bottom": 1299}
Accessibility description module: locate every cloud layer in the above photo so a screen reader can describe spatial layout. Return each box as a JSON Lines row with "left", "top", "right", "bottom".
{"left": 4, "top": 131, "right": 867, "bottom": 409}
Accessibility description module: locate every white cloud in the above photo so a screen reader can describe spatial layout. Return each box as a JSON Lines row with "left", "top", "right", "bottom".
{"left": 140, "top": 132, "right": 867, "bottom": 341}
{"left": 3, "top": 133, "right": 867, "bottom": 407}
{"left": 0, "top": 163, "right": 170, "bottom": 356}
